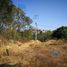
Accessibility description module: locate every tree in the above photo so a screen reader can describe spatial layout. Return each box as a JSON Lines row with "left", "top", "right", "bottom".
{"left": 0, "top": 0, "right": 32, "bottom": 30}
{"left": 0, "top": 0, "right": 32, "bottom": 40}
{"left": 52, "top": 26, "right": 67, "bottom": 39}
{"left": 0, "top": 0, "right": 13, "bottom": 25}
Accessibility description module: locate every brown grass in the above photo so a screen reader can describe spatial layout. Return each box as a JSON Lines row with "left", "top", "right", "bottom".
{"left": 0, "top": 39, "right": 67, "bottom": 67}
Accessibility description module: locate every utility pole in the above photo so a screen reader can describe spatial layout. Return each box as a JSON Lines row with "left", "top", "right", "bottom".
{"left": 34, "top": 15, "right": 39, "bottom": 40}
{"left": 35, "top": 22, "right": 37, "bottom": 40}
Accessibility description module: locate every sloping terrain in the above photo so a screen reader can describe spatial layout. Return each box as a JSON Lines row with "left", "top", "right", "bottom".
{"left": 0, "top": 40, "right": 67, "bottom": 67}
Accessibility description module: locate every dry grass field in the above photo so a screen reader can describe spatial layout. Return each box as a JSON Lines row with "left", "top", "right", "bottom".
{"left": 0, "top": 39, "right": 67, "bottom": 67}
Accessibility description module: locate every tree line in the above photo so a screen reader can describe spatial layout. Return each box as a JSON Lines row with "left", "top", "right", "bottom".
{"left": 0, "top": 0, "right": 67, "bottom": 41}
{"left": 37, "top": 26, "right": 67, "bottom": 41}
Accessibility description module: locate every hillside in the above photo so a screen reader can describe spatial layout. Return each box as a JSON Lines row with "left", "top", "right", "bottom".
{"left": 0, "top": 39, "right": 67, "bottom": 67}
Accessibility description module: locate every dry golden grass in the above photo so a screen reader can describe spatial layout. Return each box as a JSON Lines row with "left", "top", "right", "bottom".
{"left": 0, "top": 39, "right": 67, "bottom": 67}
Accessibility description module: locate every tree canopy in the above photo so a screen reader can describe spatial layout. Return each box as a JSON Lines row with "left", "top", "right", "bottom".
{"left": 52, "top": 26, "right": 67, "bottom": 39}
{"left": 0, "top": 0, "right": 32, "bottom": 40}
{"left": 0, "top": 0, "right": 32, "bottom": 31}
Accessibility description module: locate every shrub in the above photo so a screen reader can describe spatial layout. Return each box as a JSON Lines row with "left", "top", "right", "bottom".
{"left": 52, "top": 26, "right": 67, "bottom": 39}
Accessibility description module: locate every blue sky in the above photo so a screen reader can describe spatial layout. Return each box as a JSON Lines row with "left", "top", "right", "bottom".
{"left": 12, "top": 0, "right": 67, "bottom": 30}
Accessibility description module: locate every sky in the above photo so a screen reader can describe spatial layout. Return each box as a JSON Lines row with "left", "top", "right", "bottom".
{"left": 12, "top": 0, "right": 67, "bottom": 30}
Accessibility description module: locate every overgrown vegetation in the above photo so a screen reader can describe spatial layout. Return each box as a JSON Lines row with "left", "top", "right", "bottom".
{"left": 0, "top": 0, "right": 67, "bottom": 42}
{"left": 52, "top": 26, "right": 67, "bottom": 40}
{"left": 0, "top": 0, "right": 67, "bottom": 67}
{"left": 0, "top": 0, "right": 32, "bottom": 41}
{"left": 37, "top": 26, "right": 67, "bottom": 41}
{"left": 37, "top": 30, "right": 52, "bottom": 41}
{"left": 0, "top": 40, "right": 67, "bottom": 67}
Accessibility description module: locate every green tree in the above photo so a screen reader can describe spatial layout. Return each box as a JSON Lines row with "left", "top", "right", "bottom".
{"left": 0, "top": 0, "right": 13, "bottom": 26}
{"left": 52, "top": 26, "right": 67, "bottom": 39}
{"left": 0, "top": 0, "right": 14, "bottom": 39}
{"left": 0, "top": 0, "right": 32, "bottom": 40}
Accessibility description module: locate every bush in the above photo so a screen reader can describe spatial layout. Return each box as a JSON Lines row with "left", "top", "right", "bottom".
{"left": 37, "top": 30, "right": 52, "bottom": 41}
{"left": 52, "top": 26, "right": 67, "bottom": 39}
{"left": 20, "top": 30, "right": 33, "bottom": 41}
